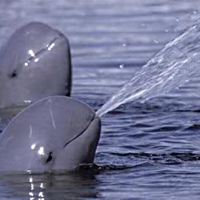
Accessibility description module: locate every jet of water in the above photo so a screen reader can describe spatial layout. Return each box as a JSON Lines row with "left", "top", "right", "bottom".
{"left": 97, "top": 22, "right": 200, "bottom": 117}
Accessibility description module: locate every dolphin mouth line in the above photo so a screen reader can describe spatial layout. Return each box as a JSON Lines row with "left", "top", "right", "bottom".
{"left": 14, "top": 33, "right": 64, "bottom": 76}
{"left": 62, "top": 115, "right": 96, "bottom": 149}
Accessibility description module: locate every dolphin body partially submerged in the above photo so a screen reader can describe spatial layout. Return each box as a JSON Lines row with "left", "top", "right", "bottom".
{"left": 0, "top": 23, "right": 101, "bottom": 172}
{"left": 0, "top": 22, "right": 72, "bottom": 109}
{"left": 0, "top": 96, "right": 101, "bottom": 172}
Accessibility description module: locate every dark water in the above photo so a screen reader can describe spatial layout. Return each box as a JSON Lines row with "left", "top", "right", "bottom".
{"left": 1, "top": 0, "right": 200, "bottom": 199}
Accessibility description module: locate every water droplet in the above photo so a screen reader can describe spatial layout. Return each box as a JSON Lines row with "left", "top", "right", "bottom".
{"left": 153, "top": 39, "right": 159, "bottom": 44}
{"left": 119, "top": 64, "right": 124, "bottom": 69}
{"left": 193, "top": 10, "right": 197, "bottom": 15}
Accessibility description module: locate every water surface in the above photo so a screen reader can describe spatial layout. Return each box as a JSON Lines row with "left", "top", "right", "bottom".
{"left": 1, "top": 0, "right": 200, "bottom": 199}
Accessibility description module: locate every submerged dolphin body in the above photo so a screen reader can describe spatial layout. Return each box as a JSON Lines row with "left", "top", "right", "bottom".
{"left": 0, "top": 22, "right": 72, "bottom": 109}
{"left": 0, "top": 96, "right": 101, "bottom": 172}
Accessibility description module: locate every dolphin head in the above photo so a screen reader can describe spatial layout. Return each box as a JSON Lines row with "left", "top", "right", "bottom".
{"left": 0, "top": 22, "right": 72, "bottom": 109}
{"left": 0, "top": 96, "right": 101, "bottom": 172}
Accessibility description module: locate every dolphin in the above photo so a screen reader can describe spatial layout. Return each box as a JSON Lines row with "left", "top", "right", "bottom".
{"left": 0, "top": 22, "right": 72, "bottom": 109}
{"left": 0, "top": 96, "right": 101, "bottom": 172}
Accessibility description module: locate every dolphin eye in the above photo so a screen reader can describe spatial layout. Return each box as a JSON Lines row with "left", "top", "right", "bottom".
{"left": 45, "top": 152, "right": 53, "bottom": 163}
{"left": 9, "top": 70, "right": 18, "bottom": 78}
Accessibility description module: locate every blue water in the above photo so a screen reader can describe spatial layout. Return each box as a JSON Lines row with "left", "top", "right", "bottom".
{"left": 1, "top": 0, "right": 200, "bottom": 199}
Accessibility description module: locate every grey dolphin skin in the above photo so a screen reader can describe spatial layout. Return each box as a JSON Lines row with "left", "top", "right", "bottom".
{"left": 0, "top": 96, "right": 101, "bottom": 172}
{"left": 0, "top": 22, "right": 72, "bottom": 109}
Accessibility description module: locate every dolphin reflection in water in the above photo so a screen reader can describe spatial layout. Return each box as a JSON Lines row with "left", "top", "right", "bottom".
{"left": 0, "top": 23, "right": 101, "bottom": 172}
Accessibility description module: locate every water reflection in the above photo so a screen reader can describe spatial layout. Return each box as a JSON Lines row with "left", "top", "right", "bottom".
{"left": 28, "top": 175, "right": 44, "bottom": 200}
{"left": 0, "top": 171, "right": 101, "bottom": 200}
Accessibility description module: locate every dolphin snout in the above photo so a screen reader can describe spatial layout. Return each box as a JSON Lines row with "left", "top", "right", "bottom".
{"left": 54, "top": 116, "right": 101, "bottom": 170}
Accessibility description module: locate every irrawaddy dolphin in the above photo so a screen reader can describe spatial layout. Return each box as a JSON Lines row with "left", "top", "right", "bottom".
{"left": 0, "top": 96, "right": 101, "bottom": 172}
{"left": 0, "top": 22, "right": 72, "bottom": 109}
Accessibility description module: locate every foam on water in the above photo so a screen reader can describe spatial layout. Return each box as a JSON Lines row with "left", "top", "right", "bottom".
{"left": 97, "top": 21, "right": 200, "bottom": 117}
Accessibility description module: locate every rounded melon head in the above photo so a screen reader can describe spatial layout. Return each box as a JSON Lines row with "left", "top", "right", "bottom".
{"left": 0, "top": 96, "right": 101, "bottom": 172}
{"left": 0, "top": 22, "right": 72, "bottom": 108}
